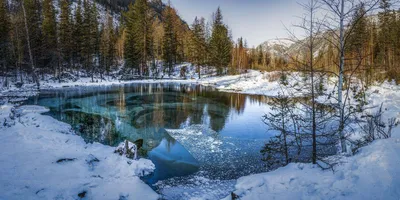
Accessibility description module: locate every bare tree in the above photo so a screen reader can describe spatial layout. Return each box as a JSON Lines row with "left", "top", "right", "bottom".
{"left": 262, "top": 0, "right": 339, "bottom": 166}
{"left": 288, "top": 0, "right": 326, "bottom": 164}
{"left": 320, "top": 0, "right": 380, "bottom": 153}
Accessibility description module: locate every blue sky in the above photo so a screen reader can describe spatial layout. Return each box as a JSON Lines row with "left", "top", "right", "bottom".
{"left": 165, "top": 0, "right": 305, "bottom": 47}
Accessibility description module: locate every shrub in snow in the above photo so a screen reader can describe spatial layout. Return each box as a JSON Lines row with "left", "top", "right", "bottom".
{"left": 114, "top": 139, "right": 143, "bottom": 160}
{"left": 354, "top": 103, "right": 398, "bottom": 153}
{"left": 2, "top": 107, "right": 16, "bottom": 127}
{"left": 261, "top": 95, "right": 300, "bottom": 169}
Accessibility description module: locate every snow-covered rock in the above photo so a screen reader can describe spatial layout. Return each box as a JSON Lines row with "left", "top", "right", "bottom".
{"left": 114, "top": 140, "right": 139, "bottom": 160}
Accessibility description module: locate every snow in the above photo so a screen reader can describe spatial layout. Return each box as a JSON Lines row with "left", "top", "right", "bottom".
{"left": 222, "top": 80, "right": 400, "bottom": 200}
{"left": 156, "top": 174, "right": 236, "bottom": 200}
{"left": 223, "top": 134, "right": 400, "bottom": 200}
{"left": 198, "top": 71, "right": 290, "bottom": 96}
{"left": 1, "top": 67, "right": 400, "bottom": 200}
{"left": 0, "top": 105, "right": 159, "bottom": 200}
{"left": 1, "top": 70, "right": 292, "bottom": 104}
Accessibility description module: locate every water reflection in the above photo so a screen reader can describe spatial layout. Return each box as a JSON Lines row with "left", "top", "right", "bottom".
{"left": 27, "top": 83, "right": 279, "bottom": 183}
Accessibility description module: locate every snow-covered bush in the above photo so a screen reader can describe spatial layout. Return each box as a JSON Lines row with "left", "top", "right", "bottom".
{"left": 114, "top": 139, "right": 144, "bottom": 160}
{"left": 353, "top": 103, "right": 398, "bottom": 153}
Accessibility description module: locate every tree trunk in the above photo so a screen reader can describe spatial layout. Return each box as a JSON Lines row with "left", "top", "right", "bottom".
{"left": 310, "top": 0, "right": 317, "bottom": 164}
{"left": 338, "top": 0, "right": 347, "bottom": 153}
{"left": 21, "top": 1, "right": 40, "bottom": 89}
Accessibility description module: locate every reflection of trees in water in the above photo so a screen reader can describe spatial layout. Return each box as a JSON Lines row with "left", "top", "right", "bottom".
{"left": 63, "top": 110, "right": 121, "bottom": 146}
{"left": 164, "top": 134, "right": 177, "bottom": 153}
{"left": 124, "top": 83, "right": 264, "bottom": 133}
{"left": 116, "top": 87, "right": 126, "bottom": 114}
{"left": 152, "top": 90, "right": 166, "bottom": 129}
{"left": 41, "top": 83, "right": 276, "bottom": 147}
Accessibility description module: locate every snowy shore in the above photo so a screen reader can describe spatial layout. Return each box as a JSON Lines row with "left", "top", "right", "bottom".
{"left": 222, "top": 134, "right": 400, "bottom": 200}
{"left": 0, "top": 70, "right": 300, "bottom": 102}
{"left": 1, "top": 70, "right": 399, "bottom": 200}
{"left": 222, "top": 77, "right": 400, "bottom": 200}
{"left": 0, "top": 105, "right": 159, "bottom": 200}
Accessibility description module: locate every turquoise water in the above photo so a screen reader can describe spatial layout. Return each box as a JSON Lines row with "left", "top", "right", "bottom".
{"left": 27, "top": 83, "right": 276, "bottom": 193}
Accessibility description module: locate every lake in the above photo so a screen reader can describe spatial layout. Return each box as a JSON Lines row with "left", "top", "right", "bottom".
{"left": 27, "top": 83, "right": 278, "bottom": 199}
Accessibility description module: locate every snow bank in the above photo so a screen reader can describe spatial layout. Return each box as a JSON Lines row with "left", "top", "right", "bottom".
{"left": 1, "top": 70, "right": 303, "bottom": 103}
{"left": 0, "top": 105, "right": 158, "bottom": 200}
{"left": 223, "top": 131, "right": 400, "bottom": 200}
{"left": 223, "top": 81, "right": 400, "bottom": 200}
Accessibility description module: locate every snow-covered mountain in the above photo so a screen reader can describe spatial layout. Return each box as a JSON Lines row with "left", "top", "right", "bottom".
{"left": 260, "top": 38, "right": 294, "bottom": 56}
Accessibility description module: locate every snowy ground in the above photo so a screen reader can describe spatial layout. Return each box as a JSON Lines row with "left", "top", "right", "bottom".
{"left": 0, "top": 105, "right": 159, "bottom": 200}
{"left": 1, "top": 69, "right": 400, "bottom": 200}
{"left": 223, "top": 134, "right": 400, "bottom": 200}
{"left": 222, "top": 81, "right": 400, "bottom": 200}
{"left": 0, "top": 69, "right": 300, "bottom": 104}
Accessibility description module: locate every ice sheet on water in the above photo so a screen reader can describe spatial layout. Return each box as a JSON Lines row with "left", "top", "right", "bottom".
{"left": 155, "top": 172, "right": 236, "bottom": 200}
{"left": 165, "top": 125, "right": 267, "bottom": 180}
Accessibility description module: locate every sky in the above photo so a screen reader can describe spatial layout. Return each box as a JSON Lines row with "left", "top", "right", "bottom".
{"left": 165, "top": 0, "right": 306, "bottom": 47}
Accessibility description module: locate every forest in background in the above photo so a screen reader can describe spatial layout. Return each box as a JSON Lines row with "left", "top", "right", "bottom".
{"left": 0, "top": 0, "right": 399, "bottom": 86}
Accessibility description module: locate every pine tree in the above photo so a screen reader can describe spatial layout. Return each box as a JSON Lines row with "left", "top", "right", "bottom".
{"left": 347, "top": 4, "right": 368, "bottom": 70}
{"left": 191, "top": 17, "right": 207, "bottom": 78}
{"left": 59, "top": 0, "right": 73, "bottom": 70}
{"left": 21, "top": 0, "right": 41, "bottom": 87}
{"left": 90, "top": 2, "right": 100, "bottom": 62}
{"left": 132, "top": 0, "right": 153, "bottom": 76}
{"left": 23, "top": 0, "right": 43, "bottom": 71}
{"left": 82, "top": 0, "right": 99, "bottom": 80}
{"left": 100, "top": 10, "right": 116, "bottom": 76}
{"left": 152, "top": 17, "right": 164, "bottom": 62}
{"left": 123, "top": 3, "right": 139, "bottom": 73}
{"left": 73, "top": 0, "right": 84, "bottom": 69}
{"left": 42, "top": 0, "right": 58, "bottom": 70}
{"left": 163, "top": 4, "right": 177, "bottom": 76}
{"left": 82, "top": 0, "right": 91, "bottom": 72}
{"left": 377, "top": 0, "right": 392, "bottom": 70}
{"left": 209, "top": 7, "right": 232, "bottom": 75}
{"left": 257, "top": 46, "right": 264, "bottom": 67}
{"left": 170, "top": 8, "right": 188, "bottom": 63}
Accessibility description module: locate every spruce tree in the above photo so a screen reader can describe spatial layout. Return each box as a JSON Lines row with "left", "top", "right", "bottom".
{"left": 123, "top": 0, "right": 153, "bottom": 76}
{"left": 132, "top": 0, "right": 153, "bottom": 76}
{"left": 123, "top": 3, "right": 139, "bottom": 73}
{"left": 257, "top": 46, "right": 263, "bottom": 66}
{"left": 346, "top": 4, "right": 368, "bottom": 71}
{"left": 59, "top": 0, "right": 72, "bottom": 70}
{"left": 21, "top": 0, "right": 41, "bottom": 87}
{"left": 82, "top": 0, "right": 91, "bottom": 72}
{"left": 191, "top": 17, "right": 207, "bottom": 78}
{"left": 73, "top": 0, "right": 84, "bottom": 70}
{"left": 23, "top": 0, "right": 43, "bottom": 71}
{"left": 377, "top": 0, "right": 392, "bottom": 70}
{"left": 209, "top": 7, "right": 232, "bottom": 75}
{"left": 42, "top": 0, "right": 58, "bottom": 70}
{"left": 163, "top": 5, "right": 177, "bottom": 76}
{"left": 82, "top": 0, "right": 99, "bottom": 80}
{"left": 100, "top": 11, "right": 116, "bottom": 76}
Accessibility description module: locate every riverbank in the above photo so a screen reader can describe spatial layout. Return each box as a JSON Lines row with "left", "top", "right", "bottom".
{"left": 0, "top": 70, "right": 306, "bottom": 103}
{"left": 222, "top": 79, "right": 400, "bottom": 200}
